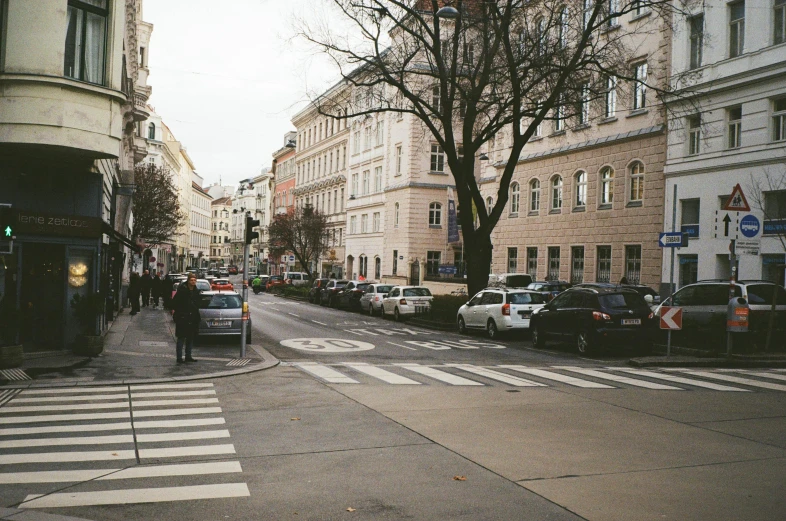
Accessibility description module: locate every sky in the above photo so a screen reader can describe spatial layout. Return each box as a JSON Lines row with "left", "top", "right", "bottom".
{"left": 143, "top": 0, "right": 342, "bottom": 188}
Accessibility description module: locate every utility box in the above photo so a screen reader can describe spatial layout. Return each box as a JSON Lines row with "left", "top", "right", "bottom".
{"left": 727, "top": 297, "right": 749, "bottom": 332}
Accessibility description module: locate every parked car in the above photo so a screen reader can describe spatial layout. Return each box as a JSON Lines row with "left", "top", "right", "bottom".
{"left": 196, "top": 291, "right": 251, "bottom": 343}
{"left": 218, "top": 267, "right": 229, "bottom": 277}
{"left": 266, "top": 275, "right": 286, "bottom": 291}
{"left": 284, "top": 272, "right": 310, "bottom": 287}
{"left": 526, "top": 281, "right": 572, "bottom": 301}
{"left": 457, "top": 288, "right": 546, "bottom": 338}
{"left": 320, "top": 279, "right": 349, "bottom": 307}
{"left": 308, "top": 278, "right": 330, "bottom": 304}
{"left": 574, "top": 282, "right": 661, "bottom": 306}
{"left": 530, "top": 286, "right": 655, "bottom": 354}
{"left": 169, "top": 277, "right": 210, "bottom": 317}
{"left": 488, "top": 273, "right": 533, "bottom": 289}
{"left": 381, "top": 286, "right": 433, "bottom": 321}
{"left": 336, "top": 281, "right": 371, "bottom": 310}
{"left": 654, "top": 280, "right": 786, "bottom": 351}
{"left": 359, "top": 284, "right": 395, "bottom": 316}
{"left": 227, "top": 265, "right": 239, "bottom": 275}
{"left": 210, "top": 278, "right": 234, "bottom": 291}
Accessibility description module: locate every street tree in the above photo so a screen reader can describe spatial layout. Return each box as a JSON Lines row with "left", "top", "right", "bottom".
{"left": 268, "top": 205, "right": 329, "bottom": 281}
{"left": 132, "top": 163, "right": 186, "bottom": 245}
{"left": 298, "top": 0, "right": 684, "bottom": 294}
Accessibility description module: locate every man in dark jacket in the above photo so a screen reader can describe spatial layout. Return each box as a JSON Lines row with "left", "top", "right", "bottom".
{"left": 140, "top": 270, "right": 152, "bottom": 307}
{"left": 151, "top": 272, "right": 162, "bottom": 308}
{"left": 128, "top": 272, "right": 141, "bottom": 315}
{"left": 172, "top": 272, "right": 201, "bottom": 363}
{"left": 161, "top": 274, "right": 174, "bottom": 310}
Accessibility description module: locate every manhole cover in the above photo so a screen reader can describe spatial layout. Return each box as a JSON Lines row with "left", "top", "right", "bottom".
{"left": 139, "top": 341, "right": 169, "bottom": 347}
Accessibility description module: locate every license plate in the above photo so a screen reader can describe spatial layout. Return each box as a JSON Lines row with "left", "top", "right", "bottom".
{"left": 621, "top": 318, "right": 641, "bottom": 326}
{"left": 208, "top": 320, "right": 231, "bottom": 328}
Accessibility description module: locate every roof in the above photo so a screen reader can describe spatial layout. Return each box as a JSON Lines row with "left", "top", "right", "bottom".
{"left": 191, "top": 182, "right": 211, "bottom": 197}
{"left": 211, "top": 196, "right": 232, "bottom": 205}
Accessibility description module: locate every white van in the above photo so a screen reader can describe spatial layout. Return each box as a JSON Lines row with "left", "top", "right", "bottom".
{"left": 284, "top": 272, "right": 310, "bottom": 287}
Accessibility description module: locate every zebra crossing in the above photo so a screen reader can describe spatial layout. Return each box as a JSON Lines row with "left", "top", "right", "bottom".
{"left": 0, "top": 382, "right": 249, "bottom": 509}
{"left": 292, "top": 362, "right": 786, "bottom": 392}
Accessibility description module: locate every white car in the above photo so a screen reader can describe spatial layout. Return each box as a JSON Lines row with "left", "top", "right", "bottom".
{"left": 381, "top": 286, "right": 433, "bottom": 321}
{"left": 359, "top": 283, "right": 395, "bottom": 316}
{"left": 457, "top": 288, "right": 546, "bottom": 339}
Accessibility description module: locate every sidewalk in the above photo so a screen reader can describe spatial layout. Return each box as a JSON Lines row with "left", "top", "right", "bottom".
{"left": 0, "top": 305, "right": 278, "bottom": 389}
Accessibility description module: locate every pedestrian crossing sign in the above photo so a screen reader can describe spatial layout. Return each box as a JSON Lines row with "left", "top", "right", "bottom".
{"left": 723, "top": 184, "right": 751, "bottom": 212}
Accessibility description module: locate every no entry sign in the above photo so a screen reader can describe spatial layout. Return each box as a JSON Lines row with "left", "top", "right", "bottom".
{"left": 659, "top": 307, "right": 683, "bottom": 330}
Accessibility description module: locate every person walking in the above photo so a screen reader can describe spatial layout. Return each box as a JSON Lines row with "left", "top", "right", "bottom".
{"left": 161, "top": 274, "right": 174, "bottom": 310}
{"left": 128, "top": 272, "right": 141, "bottom": 315}
{"left": 151, "top": 271, "right": 162, "bottom": 308}
{"left": 140, "top": 269, "right": 152, "bottom": 307}
{"left": 172, "top": 272, "right": 200, "bottom": 363}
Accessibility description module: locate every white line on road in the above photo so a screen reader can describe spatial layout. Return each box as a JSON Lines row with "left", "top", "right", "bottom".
{"left": 394, "top": 364, "right": 483, "bottom": 386}
{"left": 343, "top": 363, "right": 421, "bottom": 385}
{"left": 294, "top": 363, "right": 359, "bottom": 384}
{"left": 138, "top": 444, "right": 236, "bottom": 459}
{"left": 610, "top": 368, "right": 749, "bottom": 391}
{"left": 498, "top": 366, "right": 615, "bottom": 388}
{"left": 0, "top": 412, "right": 130, "bottom": 425}
{"left": 0, "top": 418, "right": 225, "bottom": 437}
{"left": 311, "top": 320, "right": 328, "bottom": 326}
{"left": 12, "top": 393, "right": 130, "bottom": 403}
{"left": 664, "top": 370, "right": 786, "bottom": 391}
{"left": 553, "top": 367, "right": 683, "bottom": 390}
{"left": 387, "top": 342, "right": 417, "bottom": 350}
{"left": 288, "top": 313, "right": 300, "bottom": 317}
{"left": 133, "top": 407, "right": 223, "bottom": 418}
{"left": 137, "top": 429, "right": 231, "bottom": 443}
{"left": 0, "top": 434, "right": 133, "bottom": 448}
{"left": 134, "top": 418, "right": 226, "bottom": 429}
{"left": 19, "top": 387, "right": 130, "bottom": 395}
{"left": 0, "top": 461, "right": 243, "bottom": 484}
{"left": 727, "top": 370, "right": 786, "bottom": 382}
{"left": 129, "top": 383, "right": 215, "bottom": 390}
{"left": 0, "top": 449, "right": 137, "bottom": 465}
{"left": 0, "top": 402, "right": 129, "bottom": 413}
{"left": 446, "top": 364, "right": 546, "bottom": 387}
{"left": 130, "top": 390, "right": 217, "bottom": 398}
{"left": 19, "top": 483, "right": 250, "bottom": 508}
{"left": 131, "top": 398, "right": 220, "bottom": 407}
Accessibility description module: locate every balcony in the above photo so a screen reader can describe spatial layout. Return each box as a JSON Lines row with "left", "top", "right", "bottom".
{"left": 132, "top": 87, "right": 151, "bottom": 122}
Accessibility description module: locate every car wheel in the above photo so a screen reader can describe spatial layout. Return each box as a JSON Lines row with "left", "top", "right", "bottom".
{"left": 577, "top": 330, "right": 592, "bottom": 354}
{"left": 487, "top": 319, "right": 498, "bottom": 339}
{"left": 531, "top": 325, "right": 544, "bottom": 347}
{"left": 368, "top": 304, "right": 375, "bottom": 316}
{"left": 457, "top": 316, "right": 467, "bottom": 334}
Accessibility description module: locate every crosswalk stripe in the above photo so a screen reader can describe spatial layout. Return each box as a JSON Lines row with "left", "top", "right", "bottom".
{"left": 728, "top": 370, "right": 786, "bottom": 382}
{"left": 0, "top": 429, "right": 231, "bottom": 449}
{"left": 610, "top": 368, "right": 750, "bottom": 391}
{"left": 394, "top": 364, "right": 483, "bottom": 386}
{"left": 138, "top": 444, "right": 236, "bottom": 459}
{"left": 20, "top": 387, "right": 130, "bottom": 395}
{"left": 447, "top": 364, "right": 546, "bottom": 387}
{"left": 131, "top": 398, "right": 220, "bottom": 407}
{"left": 1, "top": 444, "right": 236, "bottom": 465}
{"left": 131, "top": 390, "right": 217, "bottom": 398}
{"left": 19, "top": 483, "right": 251, "bottom": 508}
{"left": 0, "top": 461, "right": 243, "bottom": 484}
{"left": 12, "top": 393, "right": 130, "bottom": 403}
{"left": 134, "top": 418, "right": 226, "bottom": 429}
{"left": 1, "top": 402, "right": 130, "bottom": 413}
{"left": 498, "top": 366, "right": 615, "bottom": 388}
{"left": 136, "top": 429, "right": 231, "bottom": 443}
{"left": 0, "top": 389, "right": 22, "bottom": 406}
{"left": 129, "top": 383, "right": 215, "bottom": 390}
{"left": 553, "top": 367, "right": 684, "bottom": 390}
{"left": 134, "top": 407, "right": 223, "bottom": 418}
{"left": 665, "top": 370, "right": 786, "bottom": 391}
{"left": 0, "top": 407, "right": 222, "bottom": 424}
{"left": 0, "top": 418, "right": 225, "bottom": 437}
{"left": 295, "top": 363, "right": 359, "bottom": 384}
{"left": 343, "top": 363, "right": 421, "bottom": 385}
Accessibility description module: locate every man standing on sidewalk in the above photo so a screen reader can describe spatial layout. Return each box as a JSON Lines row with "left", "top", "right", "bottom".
{"left": 172, "top": 272, "right": 200, "bottom": 363}
{"left": 128, "top": 272, "right": 141, "bottom": 316}
{"left": 140, "top": 270, "right": 152, "bottom": 307}
{"left": 151, "top": 272, "right": 162, "bottom": 308}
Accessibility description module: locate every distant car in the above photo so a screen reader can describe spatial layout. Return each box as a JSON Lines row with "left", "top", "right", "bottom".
{"left": 211, "top": 278, "right": 234, "bottom": 291}
{"left": 526, "top": 281, "right": 572, "bottom": 301}
{"left": 218, "top": 267, "right": 229, "bottom": 277}
{"left": 488, "top": 273, "right": 533, "bottom": 289}
{"left": 359, "top": 283, "right": 395, "bottom": 316}
{"left": 169, "top": 277, "right": 210, "bottom": 317}
{"left": 266, "top": 275, "right": 286, "bottom": 291}
{"left": 227, "top": 265, "right": 238, "bottom": 275}
{"left": 530, "top": 286, "right": 655, "bottom": 354}
{"left": 284, "top": 272, "right": 310, "bottom": 287}
{"left": 336, "top": 281, "right": 371, "bottom": 310}
{"left": 320, "top": 279, "right": 349, "bottom": 307}
{"left": 195, "top": 279, "right": 212, "bottom": 292}
{"left": 196, "top": 291, "right": 251, "bottom": 343}
{"left": 381, "top": 286, "right": 433, "bottom": 321}
{"left": 457, "top": 288, "right": 546, "bottom": 338}
{"left": 308, "top": 278, "right": 330, "bottom": 304}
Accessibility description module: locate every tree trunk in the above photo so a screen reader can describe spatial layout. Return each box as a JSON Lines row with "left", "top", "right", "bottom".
{"left": 465, "top": 234, "right": 493, "bottom": 296}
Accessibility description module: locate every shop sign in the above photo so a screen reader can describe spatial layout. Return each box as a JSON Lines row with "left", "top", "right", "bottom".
{"left": 12, "top": 209, "right": 102, "bottom": 238}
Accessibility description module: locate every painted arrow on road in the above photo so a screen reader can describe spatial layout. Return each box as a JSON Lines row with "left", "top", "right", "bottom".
{"left": 660, "top": 307, "right": 683, "bottom": 330}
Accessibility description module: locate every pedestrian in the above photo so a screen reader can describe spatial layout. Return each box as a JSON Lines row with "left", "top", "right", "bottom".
{"left": 151, "top": 271, "right": 162, "bottom": 308}
{"left": 161, "top": 274, "right": 174, "bottom": 310}
{"left": 140, "top": 269, "right": 152, "bottom": 307}
{"left": 128, "top": 272, "right": 141, "bottom": 315}
{"left": 172, "top": 272, "right": 201, "bottom": 364}
{"left": 619, "top": 276, "right": 629, "bottom": 285}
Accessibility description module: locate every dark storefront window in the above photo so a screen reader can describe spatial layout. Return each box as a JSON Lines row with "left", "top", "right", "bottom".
{"left": 597, "top": 245, "right": 611, "bottom": 283}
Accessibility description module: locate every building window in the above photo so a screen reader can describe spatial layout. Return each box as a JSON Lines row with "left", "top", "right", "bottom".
{"left": 604, "top": 76, "right": 617, "bottom": 118}
{"left": 351, "top": 173, "right": 359, "bottom": 196}
{"left": 600, "top": 168, "right": 614, "bottom": 206}
{"left": 361, "top": 214, "right": 368, "bottom": 233}
{"left": 375, "top": 257, "right": 381, "bottom": 279}
{"left": 773, "top": 98, "right": 786, "bottom": 142}
{"left": 429, "top": 202, "right": 443, "bottom": 226}
{"left": 575, "top": 171, "right": 587, "bottom": 208}
{"left": 578, "top": 83, "right": 590, "bottom": 125}
{"left": 393, "top": 250, "right": 398, "bottom": 275}
{"left": 394, "top": 202, "right": 400, "bottom": 227}
{"left": 763, "top": 190, "right": 786, "bottom": 234}
{"left": 359, "top": 255, "right": 368, "bottom": 278}
{"left": 373, "top": 212, "right": 380, "bottom": 232}
{"left": 530, "top": 179, "right": 541, "bottom": 212}
{"left": 510, "top": 182, "right": 520, "bottom": 214}
{"left": 508, "top": 247, "right": 518, "bottom": 273}
{"left": 353, "top": 130, "right": 360, "bottom": 154}
{"left": 547, "top": 247, "right": 560, "bottom": 281}
{"left": 427, "top": 251, "right": 441, "bottom": 276}
{"left": 364, "top": 127, "right": 371, "bottom": 150}
{"left": 776, "top": 0, "right": 786, "bottom": 44}
{"left": 558, "top": 6, "right": 569, "bottom": 47}
{"left": 486, "top": 196, "right": 493, "bottom": 216}
{"left": 681, "top": 198, "right": 701, "bottom": 240}
{"left": 632, "top": 62, "right": 647, "bottom": 110}
{"left": 527, "top": 247, "right": 538, "bottom": 279}
{"left": 688, "top": 115, "right": 701, "bottom": 154}
{"left": 430, "top": 144, "right": 445, "bottom": 172}
{"left": 728, "top": 106, "right": 742, "bottom": 149}
{"left": 551, "top": 176, "right": 563, "bottom": 210}
{"left": 350, "top": 215, "right": 357, "bottom": 234}
{"left": 729, "top": 1, "right": 745, "bottom": 58}
{"left": 396, "top": 145, "right": 403, "bottom": 175}
{"left": 147, "top": 123, "right": 155, "bottom": 140}
{"left": 689, "top": 14, "right": 704, "bottom": 69}
{"left": 629, "top": 162, "right": 644, "bottom": 203}
{"left": 64, "top": 0, "right": 108, "bottom": 84}
{"left": 362, "top": 170, "right": 369, "bottom": 195}
{"left": 571, "top": 246, "right": 585, "bottom": 284}
{"left": 376, "top": 121, "right": 384, "bottom": 146}
{"left": 432, "top": 86, "right": 442, "bottom": 115}
{"left": 554, "top": 100, "right": 565, "bottom": 132}
{"left": 625, "top": 245, "right": 642, "bottom": 285}
{"left": 631, "top": 0, "right": 648, "bottom": 16}
{"left": 596, "top": 245, "right": 611, "bottom": 283}
{"left": 374, "top": 166, "right": 382, "bottom": 192}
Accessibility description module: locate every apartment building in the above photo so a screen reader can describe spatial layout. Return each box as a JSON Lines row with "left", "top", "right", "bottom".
{"left": 210, "top": 197, "right": 232, "bottom": 266}
{"left": 190, "top": 176, "right": 212, "bottom": 268}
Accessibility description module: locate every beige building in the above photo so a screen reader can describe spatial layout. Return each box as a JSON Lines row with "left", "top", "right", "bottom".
{"left": 210, "top": 196, "right": 232, "bottom": 266}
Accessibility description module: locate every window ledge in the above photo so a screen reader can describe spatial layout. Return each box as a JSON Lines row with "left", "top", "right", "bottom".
{"left": 598, "top": 203, "right": 613, "bottom": 210}
{"left": 627, "top": 109, "right": 649, "bottom": 118}
{"left": 549, "top": 130, "right": 567, "bottom": 138}
{"left": 429, "top": 225, "right": 443, "bottom": 229}
{"left": 508, "top": 212, "right": 519, "bottom": 218}
{"left": 626, "top": 200, "right": 643, "bottom": 208}
{"left": 528, "top": 210, "right": 540, "bottom": 217}
{"left": 572, "top": 123, "right": 591, "bottom": 131}
{"left": 429, "top": 171, "right": 449, "bottom": 175}
{"left": 599, "top": 117, "right": 618, "bottom": 125}
{"left": 572, "top": 206, "right": 586, "bottom": 213}
{"left": 529, "top": 136, "right": 544, "bottom": 142}
{"left": 601, "top": 23, "right": 621, "bottom": 34}
{"left": 549, "top": 208, "right": 562, "bottom": 215}
{"left": 630, "top": 11, "right": 651, "bottom": 23}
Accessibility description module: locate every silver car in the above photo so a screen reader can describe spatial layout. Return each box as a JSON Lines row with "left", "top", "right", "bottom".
{"left": 197, "top": 291, "right": 251, "bottom": 343}
{"left": 359, "top": 283, "right": 395, "bottom": 316}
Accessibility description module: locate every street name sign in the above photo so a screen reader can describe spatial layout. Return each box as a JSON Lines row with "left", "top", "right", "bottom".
{"left": 658, "top": 232, "right": 683, "bottom": 247}
{"left": 660, "top": 307, "right": 683, "bottom": 330}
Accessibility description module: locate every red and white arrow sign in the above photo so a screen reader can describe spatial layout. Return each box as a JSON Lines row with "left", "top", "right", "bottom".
{"left": 660, "top": 307, "right": 683, "bottom": 330}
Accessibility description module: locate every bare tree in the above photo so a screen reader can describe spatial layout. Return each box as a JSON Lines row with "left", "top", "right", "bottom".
{"left": 132, "top": 163, "right": 187, "bottom": 245}
{"left": 297, "top": 0, "right": 684, "bottom": 294}
{"left": 268, "top": 205, "right": 329, "bottom": 281}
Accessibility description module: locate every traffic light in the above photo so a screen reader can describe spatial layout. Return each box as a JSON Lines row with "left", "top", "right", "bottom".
{"left": 0, "top": 205, "right": 12, "bottom": 238}
{"left": 245, "top": 216, "right": 260, "bottom": 244}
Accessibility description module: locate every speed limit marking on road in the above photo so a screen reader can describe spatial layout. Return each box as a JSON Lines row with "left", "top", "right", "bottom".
{"left": 280, "top": 338, "right": 375, "bottom": 353}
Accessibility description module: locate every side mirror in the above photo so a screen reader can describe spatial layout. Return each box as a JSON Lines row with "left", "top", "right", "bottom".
{"left": 644, "top": 294, "right": 653, "bottom": 304}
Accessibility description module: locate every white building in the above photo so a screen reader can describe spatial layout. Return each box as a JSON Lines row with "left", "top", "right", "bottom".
{"left": 190, "top": 175, "right": 212, "bottom": 268}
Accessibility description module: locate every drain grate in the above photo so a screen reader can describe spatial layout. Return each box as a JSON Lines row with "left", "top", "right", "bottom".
{"left": 0, "top": 368, "right": 31, "bottom": 381}
{"left": 226, "top": 359, "right": 251, "bottom": 367}
{"left": 0, "top": 389, "right": 21, "bottom": 406}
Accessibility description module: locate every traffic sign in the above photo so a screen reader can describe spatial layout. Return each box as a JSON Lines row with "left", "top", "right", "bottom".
{"left": 723, "top": 184, "right": 751, "bottom": 211}
{"left": 739, "top": 214, "right": 761, "bottom": 238}
{"left": 660, "top": 307, "right": 683, "bottom": 330}
{"left": 714, "top": 211, "right": 740, "bottom": 239}
{"left": 658, "top": 232, "right": 683, "bottom": 247}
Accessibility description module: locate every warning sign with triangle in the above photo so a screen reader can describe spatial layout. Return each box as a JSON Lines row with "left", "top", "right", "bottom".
{"left": 723, "top": 184, "right": 751, "bottom": 212}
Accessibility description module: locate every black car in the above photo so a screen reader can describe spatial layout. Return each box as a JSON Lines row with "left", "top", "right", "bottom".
{"left": 530, "top": 287, "right": 655, "bottom": 354}
{"left": 320, "top": 279, "right": 349, "bottom": 307}
{"left": 336, "top": 281, "right": 371, "bottom": 310}
{"left": 526, "top": 281, "right": 572, "bottom": 301}
{"left": 308, "top": 278, "right": 330, "bottom": 304}
{"left": 574, "top": 282, "right": 660, "bottom": 305}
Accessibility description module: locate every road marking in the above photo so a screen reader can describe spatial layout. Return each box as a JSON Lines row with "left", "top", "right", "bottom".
{"left": 19, "top": 483, "right": 250, "bottom": 508}
{"left": 447, "top": 364, "right": 546, "bottom": 387}
{"left": 387, "top": 342, "right": 418, "bottom": 350}
{"left": 0, "top": 449, "right": 137, "bottom": 465}
{"left": 0, "top": 402, "right": 130, "bottom": 413}
{"left": 554, "top": 367, "right": 683, "bottom": 390}
{"left": 282, "top": 338, "right": 375, "bottom": 353}
{"left": 131, "top": 398, "right": 220, "bottom": 407}
{"left": 343, "top": 363, "right": 421, "bottom": 385}
{"left": 728, "top": 370, "right": 786, "bottom": 382}
{"left": 0, "top": 461, "right": 243, "bottom": 484}
{"left": 138, "top": 444, "right": 236, "bottom": 459}
{"left": 0, "top": 434, "right": 133, "bottom": 448}
{"left": 13, "top": 393, "right": 130, "bottom": 403}
{"left": 137, "top": 430, "right": 231, "bottom": 443}
{"left": 610, "top": 368, "right": 749, "bottom": 391}
{"left": 498, "top": 366, "right": 615, "bottom": 388}
{"left": 131, "top": 390, "right": 217, "bottom": 398}
{"left": 394, "top": 364, "right": 483, "bottom": 386}
{"left": 346, "top": 328, "right": 380, "bottom": 336}
{"left": 288, "top": 313, "right": 300, "bottom": 317}
{"left": 311, "top": 320, "right": 328, "bottom": 326}
{"left": 0, "top": 412, "right": 130, "bottom": 424}
{"left": 129, "top": 383, "right": 215, "bottom": 390}
{"left": 133, "top": 407, "right": 223, "bottom": 418}
{"left": 20, "top": 387, "right": 132, "bottom": 395}
{"left": 294, "top": 362, "right": 360, "bottom": 384}
{"left": 134, "top": 418, "right": 226, "bottom": 429}
{"left": 0, "top": 418, "right": 225, "bottom": 437}
{"left": 665, "top": 370, "right": 786, "bottom": 391}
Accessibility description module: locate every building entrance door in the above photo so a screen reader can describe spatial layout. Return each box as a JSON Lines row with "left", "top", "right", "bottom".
{"left": 410, "top": 261, "right": 420, "bottom": 286}
{"left": 21, "top": 243, "right": 65, "bottom": 351}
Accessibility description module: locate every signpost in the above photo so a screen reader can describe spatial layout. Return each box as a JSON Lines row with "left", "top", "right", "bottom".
{"left": 658, "top": 232, "right": 683, "bottom": 248}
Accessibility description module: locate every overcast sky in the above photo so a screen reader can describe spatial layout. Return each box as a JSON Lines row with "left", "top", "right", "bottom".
{"left": 144, "top": 0, "right": 340, "bottom": 188}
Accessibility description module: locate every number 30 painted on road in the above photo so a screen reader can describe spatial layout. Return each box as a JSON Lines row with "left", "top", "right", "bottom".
{"left": 280, "top": 338, "right": 375, "bottom": 353}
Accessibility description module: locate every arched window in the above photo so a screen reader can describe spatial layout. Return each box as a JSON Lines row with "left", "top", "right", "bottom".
{"left": 629, "top": 161, "right": 644, "bottom": 202}
{"left": 486, "top": 197, "right": 493, "bottom": 216}
{"left": 574, "top": 171, "right": 587, "bottom": 207}
{"left": 600, "top": 167, "right": 615, "bottom": 205}
{"left": 147, "top": 122, "right": 155, "bottom": 140}
{"left": 510, "top": 182, "right": 520, "bottom": 214}
{"left": 558, "top": 6, "right": 569, "bottom": 48}
{"left": 530, "top": 179, "right": 541, "bottom": 212}
{"left": 394, "top": 202, "right": 400, "bottom": 227}
{"left": 429, "top": 202, "right": 442, "bottom": 226}
{"left": 375, "top": 257, "right": 381, "bottom": 279}
{"left": 551, "top": 176, "right": 563, "bottom": 210}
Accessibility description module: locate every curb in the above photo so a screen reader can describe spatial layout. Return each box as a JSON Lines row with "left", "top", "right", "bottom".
{"left": 0, "top": 507, "right": 93, "bottom": 521}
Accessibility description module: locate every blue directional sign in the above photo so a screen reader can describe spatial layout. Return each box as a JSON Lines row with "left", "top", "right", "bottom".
{"left": 659, "top": 232, "right": 683, "bottom": 248}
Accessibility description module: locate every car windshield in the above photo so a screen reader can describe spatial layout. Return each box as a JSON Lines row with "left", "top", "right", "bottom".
{"left": 599, "top": 292, "right": 649, "bottom": 311}
{"left": 270, "top": 276, "right": 282, "bottom": 281}
{"left": 196, "top": 281, "right": 211, "bottom": 291}
{"left": 509, "top": 293, "right": 546, "bottom": 304}
{"left": 506, "top": 275, "right": 531, "bottom": 288}
{"left": 199, "top": 294, "right": 242, "bottom": 309}
{"left": 376, "top": 285, "right": 393, "bottom": 294}
{"left": 356, "top": 283, "right": 370, "bottom": 291}
{"left": 746, "top": 284, "right": 786, "bottom": 305}
{"left": 403, "top": 288, "right": 432, "bottom": 297}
